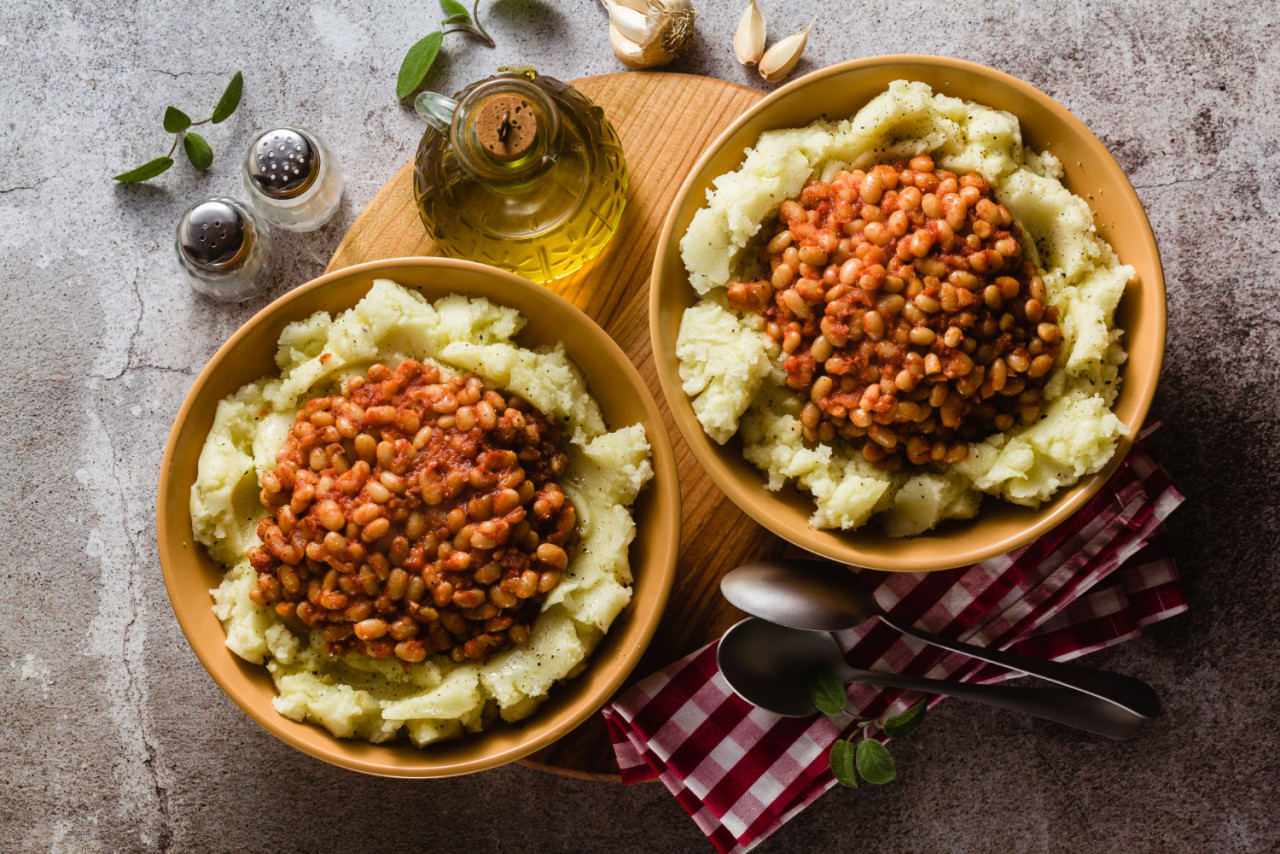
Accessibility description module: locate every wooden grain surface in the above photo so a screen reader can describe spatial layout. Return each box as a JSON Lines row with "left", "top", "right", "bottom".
{"left": 326, "top": 72, "right": 790, "bottom": 780}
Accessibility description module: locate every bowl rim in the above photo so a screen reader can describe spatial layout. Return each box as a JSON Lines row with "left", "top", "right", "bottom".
{"left": 157, "top": 256, "right": 681, "bottom": 776}
{"left": 648, "top": 54, "right": 1166, "bottom": 572}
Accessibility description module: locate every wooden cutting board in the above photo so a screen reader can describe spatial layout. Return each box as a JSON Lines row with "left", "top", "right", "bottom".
{"left": 326, "top": 72, "right": 790, "bottom": 780}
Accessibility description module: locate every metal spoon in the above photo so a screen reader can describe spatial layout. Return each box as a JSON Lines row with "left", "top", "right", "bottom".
{"left": 716, "top": 618, "right": 1153, "bottom": 739}
{"left": 721, "top": 558, "right": 1161, "bottom": 720}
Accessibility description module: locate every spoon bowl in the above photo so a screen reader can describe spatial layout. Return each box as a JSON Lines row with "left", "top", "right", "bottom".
{"left": 721, "top": 558, "right": 878, "bottom": 631}
{"left": 715, "top": 618, "right": 847, "bottom": 716}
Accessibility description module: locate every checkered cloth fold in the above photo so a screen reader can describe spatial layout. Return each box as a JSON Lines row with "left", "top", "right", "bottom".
{"left": 602, "top": 439, "right": 1184, "bottom": 853}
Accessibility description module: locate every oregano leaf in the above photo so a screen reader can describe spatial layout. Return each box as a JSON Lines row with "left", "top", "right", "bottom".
{"left": 883, "top": 700, "right": 928, "bottom": 738}
{"left": 113, "top": 157, "right": 174, "bottom": 182}
{"left": 211, "top": 71, "right": 243, "bottom": 124}
{"left": 163, "top": 106, "right": 191, "bottom": 133}
{"left": 829, "top": 740, "right": 858, "bottom": 789}
{"left": 441, "top": 13, "right": 473, "bottom": 26}
{"left": 855, "top": 738, "right": 896, "bottom": 785}
{"left": 396, "top": 31, "right": 444, "bottom": 99}
{"left": 439, "top": 0, "right": 471, "bottom": 20}
{"left": 183, "top": 132, "right": 213, "bottom": 170}
{"left": 806, "top": 667, "right": 848, "bottom": 717}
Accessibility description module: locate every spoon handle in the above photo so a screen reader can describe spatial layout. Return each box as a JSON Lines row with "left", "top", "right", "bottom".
{"left": 835, "top": 666, "right": 1150, "bottom": 740}
{"left": 877, "top": 613, "right": 1162, "bottom": 719}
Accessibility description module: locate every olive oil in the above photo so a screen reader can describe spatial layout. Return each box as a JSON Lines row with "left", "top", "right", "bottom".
{"left": 413, "top": 69, "right": 628, "bottom": 284}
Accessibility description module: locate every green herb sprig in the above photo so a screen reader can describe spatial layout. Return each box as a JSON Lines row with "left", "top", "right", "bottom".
{"left": 396, "top": 0, "right": 495, "bottom": 100}
{"left": 113, "top": 72, "right": 243, "bottom": 182}
{"left": 807, "top": 667, "right": 929, "bottom": 788}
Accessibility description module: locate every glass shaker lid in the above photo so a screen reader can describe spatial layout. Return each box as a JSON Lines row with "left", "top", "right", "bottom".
{"left": 247, "top": 128, "right": 320, "bottom": 199}
{"left": 177, "top": 199, "right": 249, "bottom": 270}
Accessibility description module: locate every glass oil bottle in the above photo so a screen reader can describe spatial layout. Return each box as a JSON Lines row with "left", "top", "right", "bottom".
{"left": 412, "top": 68, "right": 628, "bottom": 284}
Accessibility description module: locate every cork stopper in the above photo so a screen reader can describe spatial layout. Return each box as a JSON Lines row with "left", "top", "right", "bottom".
{"left": 474, "top": 94, "right": 537, "bottom": 162}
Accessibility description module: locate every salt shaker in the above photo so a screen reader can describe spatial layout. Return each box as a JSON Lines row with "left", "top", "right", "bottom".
{"left": 175, "top": 197, "right": 273, "bottom": 302}
{"left": 242, "top": 127, "right": 343, "bottom": 231}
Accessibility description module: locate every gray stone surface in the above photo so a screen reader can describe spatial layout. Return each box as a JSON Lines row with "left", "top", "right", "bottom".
{"left": 2, "top": 0, "right": 1278, "bottom": 851}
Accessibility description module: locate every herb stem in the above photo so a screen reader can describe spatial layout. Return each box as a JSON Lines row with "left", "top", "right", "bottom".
{"left": 470, "top": 0, "right": 493, "bottom": 43}
{"left": 167, "top": 134, "right": 180, "bottom": 158}
{"left": 442, "top": 26, "right": 495, "bottom": 47}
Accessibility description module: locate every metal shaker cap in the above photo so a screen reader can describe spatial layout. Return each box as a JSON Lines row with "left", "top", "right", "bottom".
{"left": 247, "top": 128, "right": 320, "bottom": 199}
{"left": 177, "top": 199, "right": 252, "bottom": 271}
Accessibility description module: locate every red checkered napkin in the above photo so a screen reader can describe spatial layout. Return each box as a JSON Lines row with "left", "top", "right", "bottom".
{"left": 602, "top": 438, "right": 1184, "bottom": 853}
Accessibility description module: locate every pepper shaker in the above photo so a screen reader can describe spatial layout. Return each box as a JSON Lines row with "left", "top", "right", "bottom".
{"left": 175, "top": 197, "right": 273, "bottom": 302}
{"left": 243, "top": 127, "right": 343, "bottom": 231}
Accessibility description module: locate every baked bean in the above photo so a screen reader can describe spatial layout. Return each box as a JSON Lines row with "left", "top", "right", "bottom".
{"left": 379, "top": 471, "right": 406, "bottom": 495}
{"left": 1028, "top": 354, "right": 1055, "bottom": 378}
{"left": 361, "top": 517, "right": 390, "bottom": 542}
{"left": 735, "top": 160, "right": 1064, "bottom": 469}
{"left": 536, "top": 542, "right": 569, "bottom": 570}
{"left": 799, "top": 246, "right": 829, "bottom": 267}
{"left": 915, "top": 293, "right": 941, "bottom": 314}
{"left": 864, "top": 221, "right": 891, "bottom": 246}
{"left": 861, "top": 171, "right": 883, "bottom": 204}
{"left": 909, "top": 326, "right": 936, "bottom": 346}
{"left": 809, "top": 335, "right": 834, "bottom": 364}
{"left": 315, "top": 500, "right": 344, "bottom": 532}
{"left": 394, "top": 641, "right": 427, "bottom": 663}
{"left": 781, "top": 288, "right": 810, "bottom": 320}
{"left": 906, "top": 230, "right": 934, "bottom": 258}
{"left": 354, "top": 433, "right": 377, "bottom": 464}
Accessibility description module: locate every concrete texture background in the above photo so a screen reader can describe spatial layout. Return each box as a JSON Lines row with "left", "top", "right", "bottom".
{"left": 2, "top": 1, "right": 1278, "bottom": 851}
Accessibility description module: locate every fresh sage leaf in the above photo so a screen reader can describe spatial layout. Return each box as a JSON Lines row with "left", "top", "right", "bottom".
{"left": 163, "top": 106, "right": 191, "bottom": 133}
{"left": 829, "top": 740, "right": 858, "bottom": 789}
{"left": 855, "top": 738, "right": 896, "bottom": 785}
{"left": 439, "top": 0, "right": 471, "bottom": 20}
{"left": 883, "top": 700, "right": 928, "bottom": 738}
{"left": 211, "top": 71, "right": 243, "bottom": 124}
{"left": 113, "top": 157, "right": 174, "bottom": 182}
{"left": 806, "top": 667, "right": 848, "bottom": 717}
{"left": 183, "top": 132, "right": 213, "bottom": 170}
{"left": 396, "top": 31, "right": 444, "bottom": 99}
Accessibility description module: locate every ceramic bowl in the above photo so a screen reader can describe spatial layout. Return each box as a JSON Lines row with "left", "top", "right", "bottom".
{"left": 157, "top": 257, "right": 680, "bottom": 776}
{"left": 649, "top": 56, "right": 1165, "bottom": 572}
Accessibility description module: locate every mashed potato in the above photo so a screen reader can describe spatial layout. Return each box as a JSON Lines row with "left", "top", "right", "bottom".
{"left": 677, "top": 80, "right": 1129, "bottom": 537}
{"left": 191, "top": 279, "right": 653, "bottom": 745}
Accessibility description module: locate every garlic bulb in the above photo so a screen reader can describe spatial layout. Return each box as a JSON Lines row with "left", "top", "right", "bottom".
{"left": 758, "top": 24, "right": 809, "bottom": 82}
{"left": 734, "top": 0, "right": 765, "bottom": 67}
{"left": 601, "top": 0, "right": 698, "bottom": 70}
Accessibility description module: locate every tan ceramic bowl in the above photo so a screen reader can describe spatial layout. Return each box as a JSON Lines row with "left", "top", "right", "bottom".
{"left": 158, "top": 258, "right": 680, "bottom": 776}
{"left": 650, "top": 56, "right": 1165, "bottom": 572}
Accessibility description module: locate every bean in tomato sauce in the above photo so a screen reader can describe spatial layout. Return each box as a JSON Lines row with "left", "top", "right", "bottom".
{"left": 726, "top": 157, "right": 1063, "bottom": 471}
{"left": 248, "top": 359, "right": 578, "bottom": 665}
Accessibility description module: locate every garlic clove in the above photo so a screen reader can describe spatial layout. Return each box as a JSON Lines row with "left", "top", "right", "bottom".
{"left": 609, "top": 21, "right": 651, "bottom": 70}
{"left": 602, "top": 0, "right": 651, "bottom": 45}
{"left": 734, "top": 0, "right": 765, "bottom": 67}
{"left": 611, "top": 0, "right": 651, "bottom": 11}
{"left": 758, "top": 24, "right": 809, "bottom": 82}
